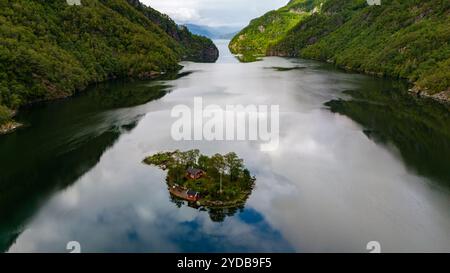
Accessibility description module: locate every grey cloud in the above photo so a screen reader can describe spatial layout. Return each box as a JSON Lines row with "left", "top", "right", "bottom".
{"left": 142, "top": 0, "right": 289, "bottom": 27}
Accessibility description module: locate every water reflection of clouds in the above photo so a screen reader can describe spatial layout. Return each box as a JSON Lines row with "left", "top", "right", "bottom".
{"left": 171, "top": 209, "right": 293, "bottom": 252}
{"left": 250, "top": 97, "right": 450, "bottom": 252}
{"left": 9, "top": 118, "right": 293, "bottom": 252}
{"left": 9, "top": 55, "right": 450, "bottom": 252}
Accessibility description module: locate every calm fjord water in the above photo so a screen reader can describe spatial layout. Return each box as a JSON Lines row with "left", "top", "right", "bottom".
{"left": 1, "top": 40, "right": 449, "bottom": 252}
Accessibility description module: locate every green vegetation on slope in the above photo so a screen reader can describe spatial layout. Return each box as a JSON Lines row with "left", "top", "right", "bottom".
{"left": 231, "top": 0, "right": 450, "bottom": 99}
{"left": 124, "top": 0, "right": 219, "bottom": 62}
{"left": 0, "top": 0, "right": 218, "bottom": 129}
{"left": 229, "top": 0, "right": 324, "bottom": 56}
{"left": 0, "top": 105, "right": 11, "bottom": 125}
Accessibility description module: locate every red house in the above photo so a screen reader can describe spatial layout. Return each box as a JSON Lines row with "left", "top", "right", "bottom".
{"left": 186, "top": 190, "right": 201, "bottom": 202}
{"left": 169, "top": 185, "right": 201, "bottom": 202}
{"left": 186, "top": 167, "right": 204, "bottom": 180}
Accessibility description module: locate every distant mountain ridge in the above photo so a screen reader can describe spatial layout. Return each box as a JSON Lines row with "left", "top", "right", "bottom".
{"left": 185, "top": 24, "right": 240, "bottom": 39}
{"left": 230, "top": 0, "right": 450, "bottom": 102}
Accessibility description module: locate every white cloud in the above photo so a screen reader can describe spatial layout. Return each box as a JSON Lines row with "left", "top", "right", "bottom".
{"left": 168, "top": 7, "right": 201, "bottom": 22}
{"left": 141, "top": 0, "right": 289, "bottom": 27}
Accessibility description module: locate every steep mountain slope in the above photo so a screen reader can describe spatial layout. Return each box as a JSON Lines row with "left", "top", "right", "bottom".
{"left": 229, "top": 0, "right": 324, "bottom": 56}
{"left": 125, "top": 0, "right": 219, "bottom": 62}
{"left": 230, "top": 0, "right": 450, "bottom": 101}
{"left": 0, "top": 0, "right": 218, "bottom": 131}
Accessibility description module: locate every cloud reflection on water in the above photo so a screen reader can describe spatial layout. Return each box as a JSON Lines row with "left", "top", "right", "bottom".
{"left": 8, "top": 44, "right": 450, "bottom": 253}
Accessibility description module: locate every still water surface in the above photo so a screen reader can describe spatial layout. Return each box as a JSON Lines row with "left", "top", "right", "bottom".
{"left": 1, "top": 40, "right": 449, "bottom": 252}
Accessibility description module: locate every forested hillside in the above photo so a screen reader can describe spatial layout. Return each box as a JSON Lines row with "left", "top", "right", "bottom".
{"left": 229, "top": 0, "right": 324, "bottom": 56}
{"left": 230, "top": 0, "right": 450, "bottom": 101}
{"left": 0, "top": 0, "right": 218, "bottom": 131}
{"left": 125, "top": 0, "right": 219, "bottom": 62}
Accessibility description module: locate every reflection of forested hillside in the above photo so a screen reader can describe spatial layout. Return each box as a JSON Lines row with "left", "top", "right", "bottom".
{"left": 0, "top": 77, "right": 177, "bottom": 252}
{"left": 325, "top": 80, "right": 450, "bottom": 186}
{"left": 0, "top": 129, "right": 122, "bottom": 252}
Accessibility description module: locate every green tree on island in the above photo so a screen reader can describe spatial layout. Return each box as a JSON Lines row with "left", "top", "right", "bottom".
{"left": 143, "top": 150, "right": 256, "bottom": 206}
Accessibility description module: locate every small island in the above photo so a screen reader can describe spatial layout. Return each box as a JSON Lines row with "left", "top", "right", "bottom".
{"left": 143, "top": 150, "right": 255, "bottom": 208}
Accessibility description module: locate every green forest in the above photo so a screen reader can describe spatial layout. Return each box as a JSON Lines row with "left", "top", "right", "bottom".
{"left": 0, "top": 0, "right": 218, "bottom": 129}
{"left": 229, "top": 0, "right": 323, "bottom": 56}
{"left": 230, "top": 0, "right": 450, "bottom": 100}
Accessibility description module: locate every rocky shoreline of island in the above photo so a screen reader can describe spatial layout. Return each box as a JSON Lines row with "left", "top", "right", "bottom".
{"left": 0, "top": 121, "right": 22, "bottom": 135}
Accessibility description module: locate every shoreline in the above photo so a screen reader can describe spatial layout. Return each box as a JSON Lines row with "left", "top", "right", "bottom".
{"left": 167, "top": 182, "right": 255, "bottom": 209}
{"left": 0, "top": 69, "right": 178, "bottom": 136}
{"left": 408, "top": 86, "right": 450, "bottom": 104}
{"left": 197, "top": 190, "right": 253, "bottom": 209}
{"left": 0, "top": 121, "right": 23, "bottom": 135}
{"left": 237, "top": 49, "right": 450, "bottom": 104}
{"left": 298, "top": 55, "right": 449, "bottom": 104}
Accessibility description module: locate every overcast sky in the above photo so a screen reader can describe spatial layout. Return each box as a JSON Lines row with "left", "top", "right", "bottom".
{"left": 141, "top": 0, "right": 289, "bottom": 27}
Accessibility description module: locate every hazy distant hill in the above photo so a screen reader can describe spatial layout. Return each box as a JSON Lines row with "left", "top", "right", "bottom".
{"left": 185, "top": 24, "right": 239, "bottom": 39}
